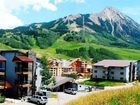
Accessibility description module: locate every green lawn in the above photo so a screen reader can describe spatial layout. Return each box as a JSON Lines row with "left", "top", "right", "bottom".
{"left": 80, "top": 79, "right": 125, "bottom": 87}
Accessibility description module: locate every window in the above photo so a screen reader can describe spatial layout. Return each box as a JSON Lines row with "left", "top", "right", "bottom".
{"left": 112, "top": 77, "right": 114, "bottom": 80}
{"left": 120, "top": 67, "right": 124, "bottom": 69}
{"left": 94, "top": 66, "right": 97, "bottom": 68}
{"left": 94, "top": 70, "right": 97, "bottom": 73}
{"left": 120, "top": 77, "right": 123, "bottom": 80}
{"left": 111, "top": 71, "right": 114, "bottom": 74}
{"left": 102, "top": 76, "right": 105, "bottom": 79}
{"left": 103, "top": 71, "right": 106, "bottom": 73}
{"left": 120, "top": 72, "right": 124, "bottom": 75}
{"left": 111, "top": 67, "right": 115, "bottom": 69}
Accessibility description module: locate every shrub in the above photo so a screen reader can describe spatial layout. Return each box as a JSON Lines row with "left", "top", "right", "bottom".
{"left": 0, "top": 95, "right": 5, "bottom": 103}
{"left": 66, "top": 85, "right": 140, "bottom": 105}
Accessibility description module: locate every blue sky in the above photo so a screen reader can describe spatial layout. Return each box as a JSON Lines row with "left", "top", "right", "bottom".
{"left": 0, "top": 0, "right": 140, "bottom": 29}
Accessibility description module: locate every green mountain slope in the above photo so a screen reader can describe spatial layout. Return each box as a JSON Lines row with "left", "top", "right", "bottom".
{"left": 32, "top": 35, "right": 140, "bottom": 61}
{"left": 1, "top": 7, "right": 140, "bottom": 61}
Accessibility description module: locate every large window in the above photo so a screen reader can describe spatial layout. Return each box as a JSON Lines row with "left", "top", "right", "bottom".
{"left": 112, "top": 77, "right": 114, "bottom": 80}
{"left": 94, "top": 70, "right": 97, "bottom": 73}
{"left": 111, "top": 71, "right": 114, "bottom": 74}
{"left": 102, "top": 76, "right": 105, "bottom": 79}
{"left": 120, "top": 77, "right": 124, "bottom": 80}
{"left": 120, "top": 72, "right": 124, "bottom": 75}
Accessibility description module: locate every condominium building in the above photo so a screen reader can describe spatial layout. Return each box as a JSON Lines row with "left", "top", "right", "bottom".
{"left": 93, "top": 60, "right": 137, "bottom": 82}
{"left": 0, "top": 50, "right": 40, "bottom": 98}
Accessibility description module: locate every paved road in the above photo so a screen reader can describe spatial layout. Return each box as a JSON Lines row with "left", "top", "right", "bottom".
{"left": 47, "top": 92, "right": 89, "bottom": 105}
{"left": 2, "top": 92, "right": 89, "bottom": 105}
{"left": 2, "top": 83, "right": 133, "bottom": 105}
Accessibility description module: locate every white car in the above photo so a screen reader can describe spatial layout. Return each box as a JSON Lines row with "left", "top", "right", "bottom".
{"left": 28, "top": 95, "right": 48, "bottom": 105}
{"left": 64, "top": 88, "right": 77, "bottom": 95}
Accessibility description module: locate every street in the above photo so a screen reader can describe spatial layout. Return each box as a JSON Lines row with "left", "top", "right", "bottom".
{"left": 2, "top": 92, "right": 89, "bottom": 105}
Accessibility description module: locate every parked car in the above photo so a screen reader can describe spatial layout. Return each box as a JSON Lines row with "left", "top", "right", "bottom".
{"left": 35, "top": 90, "right": 51, "bottom": 98}
{"left": 64, "top": 88, "right": 77, "bottom": 95}
{"left": 28, "top": 95, "right": 48, "bottom": 105}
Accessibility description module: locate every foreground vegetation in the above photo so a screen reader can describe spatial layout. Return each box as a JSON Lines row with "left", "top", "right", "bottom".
{"left": 80, "top": 79, "right": 125, "bottom": 87}
{"left": 66, "top": 84, "right": 140, "bottom": 105}
{"left": 0, "top": 95, "right": 5, "bottom": 103}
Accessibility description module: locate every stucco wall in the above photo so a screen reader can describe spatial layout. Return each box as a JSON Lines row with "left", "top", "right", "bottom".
{"left": 36, "top": 61, "right": 42, "bottom": 91}
{"left": 92, "top": 66, "right": 129, "bottom": 82}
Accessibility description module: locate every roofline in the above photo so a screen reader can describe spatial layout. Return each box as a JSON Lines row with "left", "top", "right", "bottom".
{"left": 0, "top": 50, "right": 26, "bottom": 55}
{"left": 93, "top": 65, "right": 129, "bottom": 68}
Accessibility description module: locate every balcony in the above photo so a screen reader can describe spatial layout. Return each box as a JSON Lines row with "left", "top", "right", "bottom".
{"left": 15, "top": 80, "right": 32, "bottom": 88}
{"left": 16, "top": 71, "right": 32, "bottom": 75}
{"left": 0, "top": 68, "right": 5, "bottom": 76}
{"left": 0, "top": 81, "right": 4, "bottom": 89}
{"left": 15, "top": 68, "right": 32, "bottom": 75}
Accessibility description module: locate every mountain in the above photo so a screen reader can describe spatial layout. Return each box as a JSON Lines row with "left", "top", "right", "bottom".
{"left": 23, "top": 7, "right": 140, "bottom": 37}
{"left": 0, "top": 7, "right": 140, "bottom": 61}
{"left": 12, "top": 7, "right": 140, "bottom": 49}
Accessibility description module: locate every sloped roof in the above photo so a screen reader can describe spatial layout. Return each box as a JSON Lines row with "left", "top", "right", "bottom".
{"left": 13, "top": 56, "right": 33, "bottom": 63}
{"left": 94, "top": 60, "right": 137, "bottom": 68}
{"left": 0, "top": 55, "right": 6, "bottom": 62}
{"left": 49, "top": 76, "right": 74, "bottom": 89}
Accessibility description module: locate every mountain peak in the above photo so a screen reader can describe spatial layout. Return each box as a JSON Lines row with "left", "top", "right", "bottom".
{"left": 103, "top": 7, "right": 119, "bottom": 13}
{"left": 95, "top": 7, "right": 126, "bottom": 22}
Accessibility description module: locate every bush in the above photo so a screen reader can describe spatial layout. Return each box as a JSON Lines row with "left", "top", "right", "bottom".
{"left": 0, "top": 95, "right": 5, "bottom": 103}
{"left": 62, "top": 73, "right": 78, "bottom": 80}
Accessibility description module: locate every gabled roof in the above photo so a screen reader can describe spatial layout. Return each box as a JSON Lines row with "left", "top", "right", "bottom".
{"left": 13, "top": 56, "right": 33, "bottom": 63}
{"left": 49, "top": 76, "right": 74, "bottom": 89}
{"left": 0, "top": 55, "right": 6, "bottom": 62}
{"left": 94, "top": 60, "right": 137, "bottom": 68}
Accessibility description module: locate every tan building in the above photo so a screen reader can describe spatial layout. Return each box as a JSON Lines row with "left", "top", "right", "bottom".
{"left": 48, "top": 58, "right": 92, "bottom": 77}
{"left": 49, "top": 66, "right": 63, "bottom": 76}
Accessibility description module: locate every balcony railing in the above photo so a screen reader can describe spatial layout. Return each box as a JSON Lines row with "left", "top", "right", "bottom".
{"left": 15, "top": 67, "right": 32, "bottom": 75}
{"left": 16, "top": 71, "right": 32, "bottom": 75}
{"left": 0, "top": 81, "right": 4, "bottom": 85}
{"left": 15, "top": 80, "right": 32, "bottom": 88}
{"left": 15, "top": 80, "right": 32, "bottom": 85}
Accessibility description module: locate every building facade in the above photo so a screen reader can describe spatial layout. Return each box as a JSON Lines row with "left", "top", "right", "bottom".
{"left": 48, "top": 58, "right": 92, "bottom": 77}
{"left": 0, "top": 50, "right": 38, "bottom": 98}
{"left": 93, "top": 60, "right": 137, "bottom": 82}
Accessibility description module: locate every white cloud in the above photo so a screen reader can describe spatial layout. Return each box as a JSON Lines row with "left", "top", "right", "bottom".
{"left": 55, "top": 0, "right": 85, "bottom": 4}
{"left": 0, "top": 0, "right": 57, "bottom": 29}
{"left": 0, "top": 0, "right": 85, "bottom": 29}
{"left": 0, "top": 12, "right": 23, "bottom": 29}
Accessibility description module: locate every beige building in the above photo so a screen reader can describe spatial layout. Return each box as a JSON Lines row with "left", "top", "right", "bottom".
{"left": 49, "top": 66, "right": 63, "bottom": 76}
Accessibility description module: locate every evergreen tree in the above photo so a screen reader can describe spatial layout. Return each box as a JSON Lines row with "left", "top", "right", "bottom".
{"left": 40, "top": 56, "right": 52, "bottom": 85}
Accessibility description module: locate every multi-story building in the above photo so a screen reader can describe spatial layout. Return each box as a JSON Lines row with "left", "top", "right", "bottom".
{"left": 48, "top": 58, "right": 92, "bottom": 77}
{"left": 48, "top": 59, "right": 73, "bottom": 76}
{"left": 0, "top": 55, "right": 6, "bottom": 92}
{"left": 93, "top": 60, "right": 137, "bottom": 82}
{"left": 0, "top": 50, "right": 40, "bottom": 98}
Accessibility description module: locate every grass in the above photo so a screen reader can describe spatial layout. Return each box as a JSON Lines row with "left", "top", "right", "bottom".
{"left": 66, "top": 84, "right": 140, "bottom": 105}
{"left": 80, "top": 79, "right": 125, "bottom": 87}
{"left": 32, "top": 36, "right": 140, "bottom": 61}
{"left": 50, "top": 92, "right": 58, "bottom": 98}
{"left": 1, "top": 35, "right": 140, "bottom": 61}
